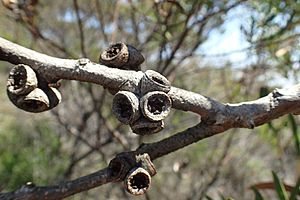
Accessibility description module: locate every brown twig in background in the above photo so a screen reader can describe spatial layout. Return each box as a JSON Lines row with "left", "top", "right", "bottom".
{"left": 110, "top": 0, "right": 120, "bottom": 43}
{"left": 94, "top": 0, "right": 109, "bottom": 44}
{"left": 73, "top": 0, "right": 87, "bottom": 57}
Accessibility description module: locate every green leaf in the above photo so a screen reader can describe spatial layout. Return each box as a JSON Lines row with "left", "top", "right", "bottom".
{"left": 290, "top": 177, "right": 300, "bottom": 200}
{"left": 251, "top": 187, "right": 265, "bottom": 200}
{"left": 272, "top": 171, "right": 288, "bottom": 200}
{"left": 288, "top": 114, "right": 300, "bottom": 156}
{"left": 205, "top": 195, "right": 214, "bottom": 200}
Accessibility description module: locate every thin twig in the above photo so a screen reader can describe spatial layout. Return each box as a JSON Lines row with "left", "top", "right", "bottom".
{"left": 110, "top": 0, "right": 120, "bottom": 43}
{"left": 94, "top": 0, "right": 109, "bottom": 44}
{"left": 73, "top": 0, "right": 87, "bottom": 57}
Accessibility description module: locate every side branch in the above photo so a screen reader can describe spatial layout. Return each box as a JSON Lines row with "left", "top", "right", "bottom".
{"left": 136, "top": 85, "right": 300, "bottom": 160}
{"left": 0, "top": 168, "right": 113, "bottom": 200}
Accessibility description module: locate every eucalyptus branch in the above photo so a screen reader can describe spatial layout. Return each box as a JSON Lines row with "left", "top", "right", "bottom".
{"left": 1, "top": 36, "right": 300, "bottom": 199}
{"left": 0, "top": 36, "right": 221, "bottom": 116}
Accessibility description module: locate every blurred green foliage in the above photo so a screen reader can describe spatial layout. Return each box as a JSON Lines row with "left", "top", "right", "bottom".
{"left": 251, "top": 171, "right": 300, "bottom": 200}
{"left": 0, "top": 119, "right": 67, "bottom": 190}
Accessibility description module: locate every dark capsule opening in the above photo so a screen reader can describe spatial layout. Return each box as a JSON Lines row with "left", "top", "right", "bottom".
{"left": 152, "top": 76, "right": 166, "bottom": 86}
{"left": 13, "top": 71, "right": 26, "bottom": 88}
{"left": 8, "top": 67, "right": 27, "bottom": 90}
{"left": 148, "top": 96, "right": 165, "bottom": 115}
{"left": 145, "top": 70, "right": 170, "bottom": 87}
{"left": 114, "top": 95, "right": 133, "bottom": 121}
{"left": 129, "top": 172, "right": 150, "bottom": 190}
{"left": 104, "top": 43, "right": 123, "bottom": 59}
{"left": 21, "top": 100, "right": 48, "bottom": 112}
